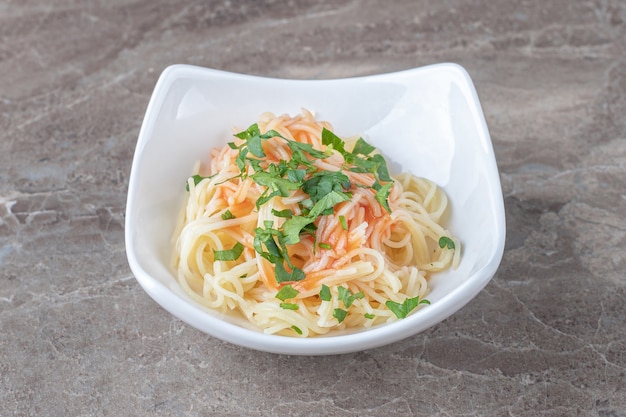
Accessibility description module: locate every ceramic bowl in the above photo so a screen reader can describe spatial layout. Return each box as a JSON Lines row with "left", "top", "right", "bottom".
{"left": 125, "top": 63, "right": 506, "bottom": 355}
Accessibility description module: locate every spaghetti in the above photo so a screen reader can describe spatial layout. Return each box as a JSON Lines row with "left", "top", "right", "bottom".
{"left": 173, "top": 110, "right": 459, "bottom": 337}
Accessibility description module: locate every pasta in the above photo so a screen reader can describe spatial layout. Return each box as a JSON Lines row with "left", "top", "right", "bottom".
{"left": 172, "top": 110, "right": 459, "bottom": 337}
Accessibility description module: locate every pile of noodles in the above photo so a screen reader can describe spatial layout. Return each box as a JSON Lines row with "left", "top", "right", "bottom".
{"left": 172, "top": 110, "right": 459, "bottom": 337}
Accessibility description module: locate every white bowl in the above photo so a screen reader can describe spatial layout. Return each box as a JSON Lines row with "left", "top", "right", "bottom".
{"left": 125, "top": 63, "right": 506, "bottom": 355}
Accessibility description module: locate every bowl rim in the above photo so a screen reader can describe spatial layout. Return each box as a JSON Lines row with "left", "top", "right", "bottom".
{"left": 125, "top": 63, "right": 506, "bottom": 355}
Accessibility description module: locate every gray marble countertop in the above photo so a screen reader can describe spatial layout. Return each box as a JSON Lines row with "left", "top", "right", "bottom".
{"left": 2, "top": 1, "right": 625, "bottom": 416}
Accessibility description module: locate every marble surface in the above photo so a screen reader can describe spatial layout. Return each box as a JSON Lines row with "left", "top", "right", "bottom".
{"left": 1, "top": 0, "right": 625, "bottom": 415}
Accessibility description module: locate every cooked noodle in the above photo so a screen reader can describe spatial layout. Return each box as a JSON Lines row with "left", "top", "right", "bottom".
{"left": 172, "top": 110, "right": 459, "bottom": 337}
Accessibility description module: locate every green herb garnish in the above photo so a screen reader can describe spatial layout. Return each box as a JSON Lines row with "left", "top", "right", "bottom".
{"left": 227, "top": 122, "right": 394, "bottom": 285}
{"left": 213, "top": 242, "right": 244, "bottom": 261}
{"left": 339, "top": 215, "right": 348, "bottom": 230}
{"left": 185, "top": 174, "right": 214, "bottom": 191}
{"left": 319, "top": 284, "right": 331, "bottom": 302}
{"left": 364, "top": 313, "right": 375, "bottom": 319}
{"left": 386, "top": 296, "right": 430, "bottom": 319}
{"left": 280, "top": 302, "right": 299, "bottom": 310}
{"left": 321, "top": 127, "right": 347, "bottom": 154}
{"left": 274, "top": 262, "right": 305, "bottom": 284}
{"left": 374, "top": 181, "right": 393, "bottom": 213}
{"left": 337, "top": 286, "right": 364, "bottom": 308}
{"left": 253, "top": 222, "right": 284, "bottom": 264}
{"left": 275, "top": 284, "right": 299, "bottom": 301}
{"left": 291, "top": 325, "right": 303, "bottom": 334}
{"left": 232, "top": 124, "right": 283, "bottom": 157}
{"left": 333, "top": 308, "right": 348, "bottom": 323}
{"left": 351, "top": 137, "right": 376, "bottom": 156}
{"left": 221, "top": 209, "right": 235, "bottom": 220}
{"left": 271, "top": 208, "right": 293, "bottom": 218}
{"left": 281, "top": 215, "right": 318, "bottom": 245}
{"left": 438, "top": 236, "right": 455, "bottom": 250}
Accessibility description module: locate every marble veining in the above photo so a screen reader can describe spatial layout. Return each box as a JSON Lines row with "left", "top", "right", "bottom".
{"left": 1, "top": 0, "right": 625, "bottom": 416}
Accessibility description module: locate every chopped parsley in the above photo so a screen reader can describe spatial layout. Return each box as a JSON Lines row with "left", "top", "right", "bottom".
{"left": 337, "top": 286, "right": 364, "bottom": 308}
{"left": 185, "top": 174, "right": 214, "bottom": 191}
{"left": 385, "top": 296, "right": 430, "bottom": 319}
{"left": 351, "top": 137, "right": 376, "bottom": 156}
{"left": 223, "top": 122, "right": 394, "bottom": 286}
{"left": 333, "top": 308, "right": 348, "bottom": 323}
{"left": 319, "top": 285, "right": 363, "bottom": 322}
{"left": 438, "top": 236, "right": 455, "bottom": 250}
{"left": 321, "top": 127, "right": 347, "bottom": 154}
{"left": 213, "top": 242, "right": 244, "bottom": 261}
{"left": 319, "top": 284, "right": 332, "bottom": 302}
{"left": 274, "top": 262, "right": 305, "bottom": 284}
{"left": 275, "top": 284, "right": 299, "bottom": 301}
{"left": 339, "top": 215, "right": 348, "bottom": 230}
{"left": 253, "top": 222, "right": 284, "bottom": 264}
{"left": 271, "top": 208, "right": 293, "bottom": 218}
{"left": 221, "top": 209, "right": 235, "bottom": 220}
{"left": 364, "top": 313, "right": 375, "bottom": 319}
{"left": 373, "top": 181, "right": 393, "bottom": 213}
{"left": 301, "top": 170, "right": 351, "bottom": 204}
